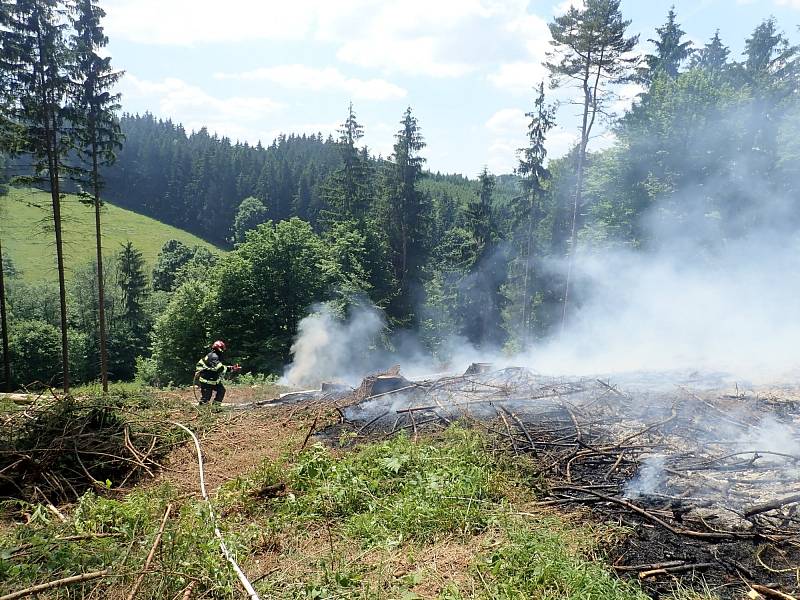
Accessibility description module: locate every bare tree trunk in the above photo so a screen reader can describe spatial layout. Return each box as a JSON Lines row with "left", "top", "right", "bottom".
{"left": 35, "top": 24, "right": 69, "bottom": 393}
{"left": 44, "top": 114, "right": 70, "bottom": 393}
{"left": 520, "top": 195, "right": 535, "bottom": 337}
{"left": 92, "top": 137, "right": 108, "bottom": 393}
{"left": 0, "top": 238, "right": 11, "bottom": 392}
{"left": 560, "top": 68, "right": 592, "bottom": 334}
{"left": 561, "top": 48, "right": 605, "bottom": 334}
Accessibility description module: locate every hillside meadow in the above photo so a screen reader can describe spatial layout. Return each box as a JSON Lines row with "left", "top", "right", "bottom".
{"left": 1, "top": 188, "right": 221, "bottom": 282}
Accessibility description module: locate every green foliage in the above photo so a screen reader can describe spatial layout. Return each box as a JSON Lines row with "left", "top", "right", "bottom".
{"left": 233, "top": 196, "right": 269, "bottom": 244}
{"left": 214, "top": 218, "right": 330, "bottom": 372}
{"left": 322, "top": 103, "right": 373, "bottom": 222}
{"left": 640, "top": 7, "right": 693, "bottom": 83}
{"left": 151, "top": 279, "right": 213, "bottom": 385}
{"left": 287, "top": 430, "right": 504, "bottom": 545}
{"left": 151, "top": 239, "right": 194, "bottom": 291}
{"left": 383, "top": 107, "right": 429, "bottom": 325}
{"left": 0, "top": 484, "right": 242, "bottom": 598}
{"left": 7, "top": 319, "right": 60, "bottom": 385}
{"left": 473, "top": 519, "right": 649, "bottom": 599}
{"left": 103, "top": 116, "right": 341, "bottom": 245}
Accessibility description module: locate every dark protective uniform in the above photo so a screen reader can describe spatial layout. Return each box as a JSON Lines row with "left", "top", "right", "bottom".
{"left": 195, "top": 350, "right": 227, "bottom": 404}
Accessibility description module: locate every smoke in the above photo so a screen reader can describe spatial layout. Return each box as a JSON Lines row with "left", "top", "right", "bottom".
{"left": 282, "top": 301, "right": 486, "bottom": 388}
{"left": 282, "top": 300, "right": 493, "bottom": 388}
{"left": 283, "top": 99, "right": 800, "bottom": 386}
{"left": 520, "top": 232, "right": 800, "bottom": 380}
{"left": 736, "top": 416, "right": 800, "bottom": 464}
{"left": 281, "top": 303, "right": 385, "bottom": 388}
{"left": 625, "top": 454, "right": 666, "bottom": 498}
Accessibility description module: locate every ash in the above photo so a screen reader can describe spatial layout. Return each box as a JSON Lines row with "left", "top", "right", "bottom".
{"left": 328, "top": 366, "right": 800, "bottom": 598}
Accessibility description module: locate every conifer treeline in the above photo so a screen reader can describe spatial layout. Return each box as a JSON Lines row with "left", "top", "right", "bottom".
{"left": 103, "top": 115, "right": 343, "bottom": 245}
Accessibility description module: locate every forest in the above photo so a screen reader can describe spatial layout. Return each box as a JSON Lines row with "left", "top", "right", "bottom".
{"left": 1, "top": 0, "right": 800, "bottom": 390}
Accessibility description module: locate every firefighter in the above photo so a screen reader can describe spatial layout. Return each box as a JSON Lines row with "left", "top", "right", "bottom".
{"left": 195, "top": 340, "right": 238, "bottom": 405}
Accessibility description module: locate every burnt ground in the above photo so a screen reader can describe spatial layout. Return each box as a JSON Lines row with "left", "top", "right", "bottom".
{"left": 317, "top": 367, "right": 800, "bottom": 599}
{"left": 119, "top": 369, "right": 800, "bottom": 599}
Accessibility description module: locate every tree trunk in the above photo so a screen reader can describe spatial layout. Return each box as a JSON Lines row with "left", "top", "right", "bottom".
{"left": 44, "top": 114, "right": 70, "bottom": 393}
{"left": 92, "top": 136, "right": 108, "bottom": 393}
{"left": 0, "top": 238, "right": 11, "bottom": 392}
{"left": 560, "top": 68, "right": 592, "bottom": 334}
{"left": 561, "top": 48, "right": 604, "bottom": 334}
{"left": 35, "top": 23, "right": 69, "bottom": 393}
{"left": 520, "top": 194, "right": 535, "bottom": 337}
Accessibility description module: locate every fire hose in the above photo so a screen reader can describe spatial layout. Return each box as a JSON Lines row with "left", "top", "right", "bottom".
{"left": 171, "top": 421, "right": 261, "bottom": 600}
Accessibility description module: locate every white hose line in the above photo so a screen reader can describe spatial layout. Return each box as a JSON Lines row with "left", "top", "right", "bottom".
{"left": 171, "top": 421, "right": 262, "bottom": 600}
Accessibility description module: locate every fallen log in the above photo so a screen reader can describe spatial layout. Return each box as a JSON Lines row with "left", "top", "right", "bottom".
{"left": 0, "top": 569, "right": 110, "bottom": 600}
{"left": 749, "top": 583, "right": 799, "bottom": 600}
{"left": 638, "top": 562, "right": 715, "bottom": 579}
{"left": 745, "top": 493, "right": 800, "bottom": 518}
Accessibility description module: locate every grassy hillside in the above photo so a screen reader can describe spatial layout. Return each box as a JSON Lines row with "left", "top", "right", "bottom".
{"left": 1, "top": 188, "right": 221, "bottom": 282}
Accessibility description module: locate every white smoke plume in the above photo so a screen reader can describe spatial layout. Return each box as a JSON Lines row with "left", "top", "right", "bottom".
{"left": 624, "top": 454, "right": 666, "bottom": 498}
{"left": 281, "top": 303, "right": 386, "bottom": 388}
{"left": 520, "top": 230, "right": 800, "bottom": 381}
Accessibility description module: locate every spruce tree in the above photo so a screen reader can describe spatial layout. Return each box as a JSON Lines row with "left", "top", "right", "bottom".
{"left": 117, "top": 241, "right": 148, "bottom": 333}
{"left": 0, "top": 0, "right": 74, "bottom": 391}
{"left": 511, "top": 82, "right": 554, "bottom": 339}
{"left": 383, "top": 107, "right": 427, "bottom": 325}
{"left": 691, "top": 30, "right": 730, "bottom": 74}
{"left": 68, "top": 0, "right": 123, "bottom": 392}
{"left": 546, "top": 0, "right": 638, "bottom": 330}
{"left": 640, "top": 6, "right": 692, "bottom": 83}
{"left": 466, "top": 167, "right": 496, "bottom": 256}
{"left": 323, "top": 102, "right": 371, "bottom": 221}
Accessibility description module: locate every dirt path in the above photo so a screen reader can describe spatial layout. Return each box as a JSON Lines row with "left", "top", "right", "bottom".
{"left": 142, "top": 399, "right": 326, "bottom": 496}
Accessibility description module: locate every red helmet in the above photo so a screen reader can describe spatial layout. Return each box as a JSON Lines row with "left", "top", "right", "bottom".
{"left": 211, "top": 340, "right": 226, "bottom": 352}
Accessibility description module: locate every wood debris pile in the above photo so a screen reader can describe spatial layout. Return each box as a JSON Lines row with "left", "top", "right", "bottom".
{"left": 329, "top": 366, "right": 800, "bottom": 599}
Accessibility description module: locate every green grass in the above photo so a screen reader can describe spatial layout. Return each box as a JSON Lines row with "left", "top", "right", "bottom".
{"left": 0, "top": 187, "right": 221, "bottom": 282}
{"left": 0, "top": 423, "right": 713, "bottom": 599}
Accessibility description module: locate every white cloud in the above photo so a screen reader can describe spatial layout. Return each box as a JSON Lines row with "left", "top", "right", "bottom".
{"left": 776, "top": 0, "right": 800, "bottom": 7}
{"left": 488, "top": 61, "right": 549, "bottom": 94}
{"left": 552, "top": 0, "right": 585, "bottom": 14}
{"left": 485, "top": 108, "right": 528, "bottom": 173}
{"left": 104, "top": 0, "right": 541, "bottom": 80}
{"left": 216, "top": 65, "right": 407, "bottom": 100}
{"left": 484, "top": 105, "right": 581, "bottom": 174}
{"left": 486, "top": 107, "right": 527, "bottom": 134}
{"left": 103, "top": 0, "right": 320, "bottom": 45}
{"left": 488, "top": 12, "right": 551, "bottom": 94}
{"left": 337, "top": 36, "right": 475, "bottom": 78}
{"left": 119, "top": 74, "right": 284, "bottom": 143}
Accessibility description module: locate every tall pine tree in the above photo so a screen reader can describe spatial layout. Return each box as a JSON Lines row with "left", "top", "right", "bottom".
{"left": 640, "top": 6, "right": 692, "bottom": 83}
{"left": 322, "top": 103, "right": 373, "bottom": 223}
{"left": 68, "top": 0, "right": 124, "bottom": 393}
{"left": 383, "top": 107, "right": 428, "bottom": 325}
{"left": 546, "top": 0, "right": 638, "bottom": 330}
{"left": 691, "top": 30, "right": 730, "bottom": 74}
{"left": 509, "top": 82, "right": 554, "bottom": 340}
{"left": 0, "top": 0, "right": 74, "bottom": 391}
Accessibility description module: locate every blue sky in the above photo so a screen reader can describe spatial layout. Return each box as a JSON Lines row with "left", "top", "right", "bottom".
{"left": 104, "top": 0, "right": 800, "bottom": 177}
